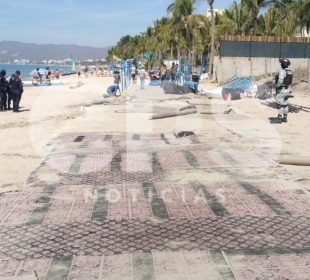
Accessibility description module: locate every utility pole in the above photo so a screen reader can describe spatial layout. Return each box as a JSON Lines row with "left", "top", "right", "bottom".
{"left": 208, "top": 0, "right": 215, "bottom": 80}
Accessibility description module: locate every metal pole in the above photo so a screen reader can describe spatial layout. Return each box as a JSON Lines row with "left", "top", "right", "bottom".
{"left": 270, "top": 58, "right": 272, "bottom": 77}
{"left": 249, "top": 37, "right": 253, "bottom": 77}
{"left": 308, "top": 58, "right": 310, "bottom": 84}
{"left": 250, "top": 59, "right": 253, "bottom": 77}
{"left": 121, "top": 63, "right": 124, "bottom": 93}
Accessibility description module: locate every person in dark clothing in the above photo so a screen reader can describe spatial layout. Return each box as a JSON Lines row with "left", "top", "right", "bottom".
{"left": 46, "top": 67, "right": 51, "bottom": 85}
{"left": 7, "top": 78, "right": 13, "bottom": 110}
{"left": 0, "top": 70, "right": 8, "bottom": 111}
{"left": 171, "top": 62, "right": 177, "bottom": 82}
{"left": 37, "top": 68, "right": 43, "bottom": 83}
{"left": 113, "top": 70, "right": 121, "bottom": 95}
{"left": 9, "top": 70, "right": 23, "bottom": 113}
{"left": 274, "top": 58, "right": 293, "bottom": 123}
{"left": 160, "top": 64, "right": 167, "bottom": 88}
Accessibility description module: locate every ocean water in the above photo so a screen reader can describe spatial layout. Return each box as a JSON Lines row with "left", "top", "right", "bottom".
{"left": 0, "top": 64, "right": 72, "bottom": 80}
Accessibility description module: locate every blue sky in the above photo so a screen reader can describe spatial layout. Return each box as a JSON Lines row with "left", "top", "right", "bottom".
{"left": 0, "top": 0, "right": 233, "bottom": 47}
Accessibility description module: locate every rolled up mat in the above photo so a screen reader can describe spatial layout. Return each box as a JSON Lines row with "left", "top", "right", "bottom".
{"left": 279, "top": 155, "right": 310, "bottom": 166}
{"left": 163, "top": 83, "right": 195, "bottom": 94}
{"left": 179, "top": 105, "right": 196, "bottom": 111}
{"left": 150, "top": 109, "right": 197, "bottom": 120}
{"left": 186, "top": 100, "right": 210, "bottom": 106}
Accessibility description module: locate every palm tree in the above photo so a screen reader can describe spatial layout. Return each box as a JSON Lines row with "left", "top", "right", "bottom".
{"left": 153, "top": 17, "right": 172, "bottom": 60}
{"left": 216, "top": 11, "right": 238, "bottom": 36}
{"left": 167, "top": 0, "right": 197, "bottom": 60}
{"left": 167, "top": 0, "right": 198, "bottom": 19}
{"left": 242, "top": 0, "right": 273, "bottom": 35}
{"left": 273, "top": 0, "right": 301, "bottom": 36}
{"left": 231, "top": 1, "right": 248, "bottom": 35}
{"left": 167, "top": 0, "right": 209, "bottom": 64}
{"left": 257, "top": 7, "right": 279, "bottom": 35}
{"left": 215, "top": 1, "right": 249, "bottom": 36}
{"left": 207, "top": 0, "right": 215, "bottom": 78}
{"left": 298, "top": 0, "right": 310, "bottom": 37}
{"left": 186, "top": 14, "right": 210, "bottom": 64}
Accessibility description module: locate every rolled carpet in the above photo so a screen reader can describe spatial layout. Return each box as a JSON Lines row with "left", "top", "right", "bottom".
{"left": 279, "top": 155, "right": 310, "bottom": 166}
{"left": 150, "top": 106, "right": 197, "bottom": 120}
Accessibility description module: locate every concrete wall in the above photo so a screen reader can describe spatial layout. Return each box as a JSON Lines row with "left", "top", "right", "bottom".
{"left": 214, "top": 56, "right": 310, "bottom": 83}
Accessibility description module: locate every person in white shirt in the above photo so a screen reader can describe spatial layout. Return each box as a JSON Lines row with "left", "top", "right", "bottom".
{"left": 138, "top": 66, "right": 146, "bottom": 90}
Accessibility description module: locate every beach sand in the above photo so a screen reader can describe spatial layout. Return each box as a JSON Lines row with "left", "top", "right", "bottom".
{"left": 0, "top": 75, "right": 113, "bottom": 193}
{"left": 1, "top": 76, "right": 309, "bottom": 192}
{"left": 0, "top": 76, "right": 310, "bottom": 278}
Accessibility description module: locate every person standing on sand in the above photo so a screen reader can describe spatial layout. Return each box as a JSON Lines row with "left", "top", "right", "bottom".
{"left": 274, "top": 58, "right": 293, "bottom": 123}
{"left": 138, "top": 66, "right": 146, "bottom": 90}
{"left": 9, "top": 71, "right": 23, "bottom": 113}
{"left": 171, "top": 62, "right": 177, "bottom": 83}
{"left": 0, "top": 70, "right": 8, "bottom": 111}
{"left": 45, "top": 67, "right": 51, "bottom": 85}
{"left": 131, "top": 64, "right": 137, "bottom": 84}
{"left": 84, "top": 66, "right": 89, "bottom": 78}
{"left": 113, "top": 70, "right": 121, "bottom": 95}
{"left": 6, "top": 75, "right": 12, "bottom": 110}
{"left": 160, "top": 64, "right": 167, "bottom": 88}
{"left": 38, "top": 68, "right": 44, "bottom": 83}
{"left": 32, "top": 68, "right": 39, "bottom": 86}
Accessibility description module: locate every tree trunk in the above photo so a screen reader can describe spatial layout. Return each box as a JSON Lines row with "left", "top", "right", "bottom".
{"left": 208, "top": 3, "right": 215, "bottom": 79}
{"left": 171, "top": 43, "right": 174, "bottom": 60}
{"left": 253, "top": 19, "right": 257, "bottom": 35}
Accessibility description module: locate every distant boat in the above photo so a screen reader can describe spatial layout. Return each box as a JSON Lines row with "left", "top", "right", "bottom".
{"left": 62, "top": 71, "right": 77, "bottom": 76}
{"left": 62, "top": 56, "right": 77, "bottom": 76}
{"left": 72, "top": 58, "right": 76, "bottom": 72}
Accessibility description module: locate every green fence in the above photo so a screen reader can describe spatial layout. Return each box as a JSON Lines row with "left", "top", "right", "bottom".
{"left": 220, "top": 40, "right": 310, "bottom": 58}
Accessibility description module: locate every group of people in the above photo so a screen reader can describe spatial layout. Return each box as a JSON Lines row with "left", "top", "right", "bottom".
{"left": 129, "top": 62, "right": 180, "bottom": 90}
{"left": 32, "top": 67, "right": 56, "bottom": 86}
{"left": 130, "top": 64, "right": 147, "bottom": 89}
{"left": 105, "top": 58, "right": 293, "bottom": 124}
{"left": 78, "top": 66, "right": 90, "bottom": 79}
{"left": 159, "top": 62, "right": 179, "bottom": 87}
{"left": 0, "top": 70, "right": 23, "bottom": 112}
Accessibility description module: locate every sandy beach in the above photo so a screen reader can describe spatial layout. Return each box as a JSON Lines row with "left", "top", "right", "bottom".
{"left": 1, "top": 75, "right": 310, "bottom": 279}
{"left": 1, "top": 76, "right": 309, "bottom": 193}
{"left": 2, "top": 0, "right": 310, "bottom": 277}
{"left": 0, "top": 75, "right": 113, "bottom": 193}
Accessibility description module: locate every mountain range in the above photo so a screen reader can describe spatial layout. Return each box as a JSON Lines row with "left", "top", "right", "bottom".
{"left": 0, "top": 41, "right": 110, "bottom": 61}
